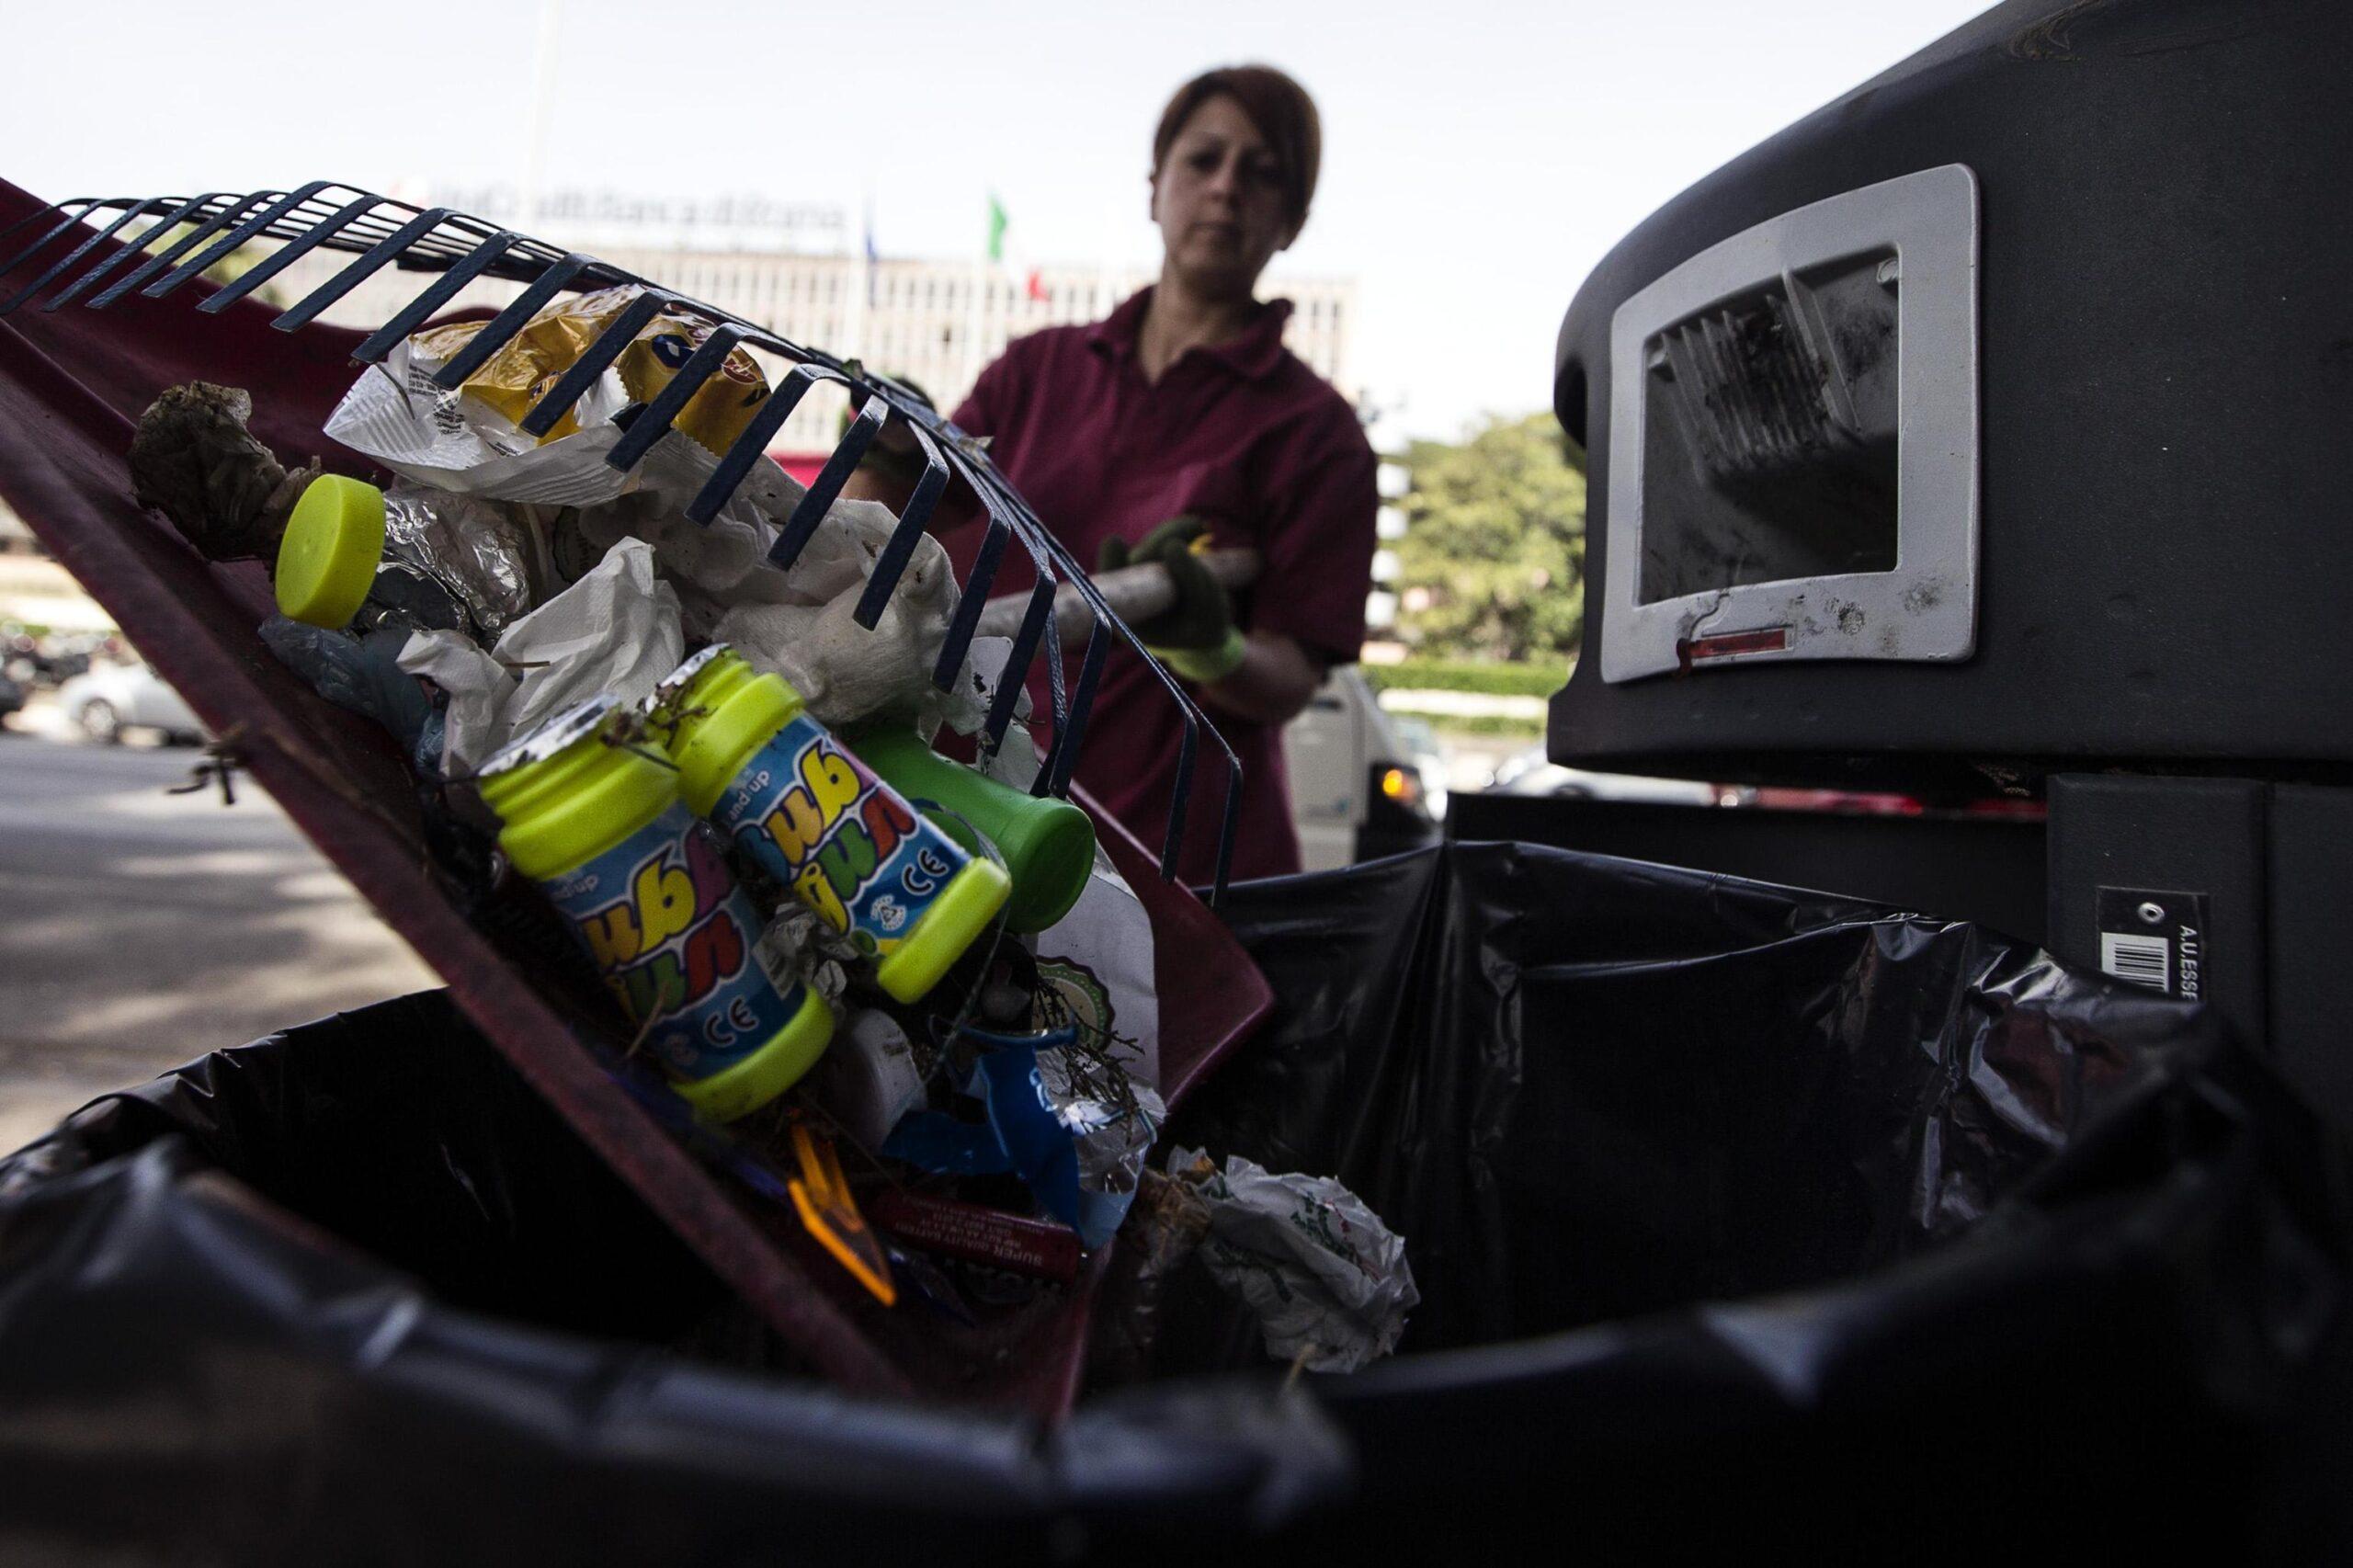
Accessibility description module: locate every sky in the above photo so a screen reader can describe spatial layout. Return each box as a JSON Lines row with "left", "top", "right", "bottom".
{"left": 1, "top": 0, "right": 1989, "bottom": 443}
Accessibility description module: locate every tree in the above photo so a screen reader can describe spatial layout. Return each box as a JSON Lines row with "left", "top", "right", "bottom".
{"left": 1392, "top": 412, "right": 1586, "bottom": 663}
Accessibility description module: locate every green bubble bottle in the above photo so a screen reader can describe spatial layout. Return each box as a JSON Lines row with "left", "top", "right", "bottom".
{"left": 652, "top": 647, "right": 1012, "bottom": 1004}
{"left": 844, "top": 723, "right": 1096, "bottom": 935}
{"left": 476, "top": 695, "right": 834, "bottom": 1121}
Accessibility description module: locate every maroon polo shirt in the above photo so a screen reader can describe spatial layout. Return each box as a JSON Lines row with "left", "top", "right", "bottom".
{"left": 942, "top": 287, "right": 1378, "bottom": 884}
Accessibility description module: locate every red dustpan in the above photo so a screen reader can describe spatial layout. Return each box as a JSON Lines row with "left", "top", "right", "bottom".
{"left": 0, "top": 177, "right": 1273, "bottom": 1413}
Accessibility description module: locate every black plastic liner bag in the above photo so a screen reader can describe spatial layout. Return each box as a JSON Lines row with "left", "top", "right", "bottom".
{"left": 5, "top": 841, "right": 2351, "bottom": 1562}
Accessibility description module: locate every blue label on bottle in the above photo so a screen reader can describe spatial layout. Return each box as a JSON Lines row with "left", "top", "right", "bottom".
{"left": 538, "top": 802, "right": 805, "bottom": 1081}
{"left": 710, "top": 717, "right": 970, "bottom": 961}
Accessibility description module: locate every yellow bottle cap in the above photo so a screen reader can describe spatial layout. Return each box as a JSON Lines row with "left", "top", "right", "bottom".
{"left": 649, "top": 646, "right": 807, "bottom": 818}
{"left": 274, "top": 474, "right": 387, "bottom": 630}
{"left": 670, "top": 985, "right": 836, "bottom": 1122}
{"left": 873, "top": 855, "right": 1013, "bottom": 1004}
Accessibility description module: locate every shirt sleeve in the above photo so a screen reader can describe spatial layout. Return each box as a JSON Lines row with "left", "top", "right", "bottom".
{"left": 1243, "top": 404, "right": 1380, "bottom": 667}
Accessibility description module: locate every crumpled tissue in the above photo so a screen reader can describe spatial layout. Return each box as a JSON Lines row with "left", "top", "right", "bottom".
{"left": 397, "top": 537, "right": 682, "bottom": 773}
{"left": 1170, "top": 1148, "right": 1420, "bottom": 1374}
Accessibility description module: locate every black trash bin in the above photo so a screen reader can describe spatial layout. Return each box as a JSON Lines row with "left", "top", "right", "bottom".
{"left": 3, "top": 843, "right": 2347, "bottom": 1562}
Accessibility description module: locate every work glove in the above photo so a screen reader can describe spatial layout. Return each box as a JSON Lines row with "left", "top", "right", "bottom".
{"left": 1097, "top": 516, "right": 1245, "bottom": 684}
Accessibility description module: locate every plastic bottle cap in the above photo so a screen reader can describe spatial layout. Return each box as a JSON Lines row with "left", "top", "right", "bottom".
{"left": 652, "top": 646, "right": 807, "bottom": 819}
{"left": 671, "top": 987, "right": 836, "bottom": 1123}
{"left": 275, "top": 475, "right": 387, "bottom": 630}
{"left": 873, "top": 856, "right": 1013, "bottom": 1004}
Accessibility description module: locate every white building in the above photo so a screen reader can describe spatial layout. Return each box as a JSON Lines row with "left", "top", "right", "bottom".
{"left": 263, "top": 201, "right": 1358, "bottom": 454}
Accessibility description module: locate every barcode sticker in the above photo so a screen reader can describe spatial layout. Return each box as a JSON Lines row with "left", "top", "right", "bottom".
{"left": 2094, "top": 887, "right": 2209, "bottom": 1002}
{"left": 2100, "top": 932, "right": 2173, "bottom": 994}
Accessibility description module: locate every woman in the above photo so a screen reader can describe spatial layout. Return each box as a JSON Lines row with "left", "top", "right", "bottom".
{"left": 856, "top": 64, "right": 1377, "bottom": 883}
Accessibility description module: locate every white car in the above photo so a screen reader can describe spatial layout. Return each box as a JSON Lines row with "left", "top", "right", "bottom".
{"left": 1484, "top": 745, "right": 1743, "bottom": 809}
{"left": 1283, "top": 667, "right": 1440, "bottom": 870}
{"left": 55, "top": 662, "right": 204, "bottom": 744}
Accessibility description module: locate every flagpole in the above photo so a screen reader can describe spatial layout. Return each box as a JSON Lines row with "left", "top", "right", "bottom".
{"left": 847, "top": 187, "right": 871, "bottom": 364}
{"left": 519, "top": 0, "right": 564, "bottom": 228}
{"left": 963, "top": 193, "right": 995, "bottom": 396}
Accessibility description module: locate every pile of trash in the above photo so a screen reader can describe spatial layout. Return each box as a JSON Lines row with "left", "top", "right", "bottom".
{"left": 122, "top": 284, "right": 1414, "bottom": 1380}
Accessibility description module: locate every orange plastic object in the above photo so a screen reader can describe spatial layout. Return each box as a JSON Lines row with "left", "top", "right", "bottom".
{"left": 788, "top": 1123, "right": 897, "bottom": 1308}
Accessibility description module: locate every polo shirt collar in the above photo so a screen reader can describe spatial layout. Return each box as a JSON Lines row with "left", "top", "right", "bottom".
{"left": 1088, "top": 287, "right": 1293, "bottom": 381}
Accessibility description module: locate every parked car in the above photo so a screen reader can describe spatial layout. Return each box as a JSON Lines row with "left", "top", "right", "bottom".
{"left": 1386, "top": 713, "right": 1451, "bottom": 822}
{"left": 1283, "top": 667, "right": 1440, "bottom": 871}
{"left": 0, "top": 670, "right": 23, "bottom": 728}
{"left": 54, "top": 662, "right": 204, "bottom": 744}
{"left": 1484, "top": 745, "right": 1744, "bottom": 809}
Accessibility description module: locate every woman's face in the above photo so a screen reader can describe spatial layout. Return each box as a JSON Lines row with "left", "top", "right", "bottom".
{"left": 1151, "top": 94, "right": 1297, "bottom": 299}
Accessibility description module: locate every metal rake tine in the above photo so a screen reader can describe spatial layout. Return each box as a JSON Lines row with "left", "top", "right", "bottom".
{"left": 1188, "top": 720, "right": 1245, "bottom": 897}
{"left": 45, "top": 192, "right": 220, "bottom": 311}
{"left": 915, "top": 412, "right": 1245, "bottom": 888}
{"left": 4, "top": 198, "right": 165, "bottom": 316}
{"left": 995, "top": 475, "right": 1241, "bottom": 879}
{"left": 884, "top": 415, "right": 1236, "bottom": 880}
{"left": 981, "top": 577, "right": 1057, "bottom": 756}
{"left": 1160, "top": 713, "right": 1198, "bottom": 882}
{"left": 517, "top": 286, "right": 668, "bottom": 437}
{"left": 431, "top": 252, "right": 594, "bottom": 386}
{"left": 766, "top": 390, "right": 884, "bottom": 562}
{"left": 1040, "top": 627, "right": 1108, "bottom": 799}
{"left": 932, "top": 517, "right": 1009, "bottom": 691}
{"left": 142, "top": 182, "right": 328, "bottom": 300}
{"left": 272, "top": 207, "right": 454, "bottom": 331}
{"left": 851, "top": 424, "right": 949, "bottom": 630}
{"left": 1033, "top": 590, "right": 1068, "bottom": 791}
{"left": 0, "top": 199, "right": 101, "bottom": 289}
{"left": 1208, "top": 750, "right": 1242, "bottom": 906}
{"left": 605, "top": 321, "right": 746, "bottom": 472}
{"left": 0, "top": 198, "right": 69, "bottom": 253}
{"left": 199, "top": 195, "right": 382, "bottom": 315}
{"left": 88, "top": 191, "right": 263, "bottom": 307}
{"left": 703, "top": 364, "right": 828, "bottom": 528}
{"left": 347, "top": 230, "right": 520, "bottom": 353}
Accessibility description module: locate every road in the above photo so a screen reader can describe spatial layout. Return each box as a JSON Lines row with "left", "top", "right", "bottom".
{"left": 0, "top": 726, "right": 437, "bottom": 1153}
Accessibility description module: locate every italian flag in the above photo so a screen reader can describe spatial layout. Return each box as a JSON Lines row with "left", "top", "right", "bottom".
{"left": 987, "top": 194, "right": 1049, "bottom": 302}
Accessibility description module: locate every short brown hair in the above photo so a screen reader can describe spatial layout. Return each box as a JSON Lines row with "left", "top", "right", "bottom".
{"left": 1152, "top": 65, "right": 1323, "bottom": 233}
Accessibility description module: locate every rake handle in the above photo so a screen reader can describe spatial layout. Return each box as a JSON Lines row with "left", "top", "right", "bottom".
{"left": 971, "top": 547, "right": 1261, "bottom": 645}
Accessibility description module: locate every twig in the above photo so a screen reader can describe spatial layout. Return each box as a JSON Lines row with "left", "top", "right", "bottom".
{"left": 166, "top": 723, "right": 248, "bottom": 807}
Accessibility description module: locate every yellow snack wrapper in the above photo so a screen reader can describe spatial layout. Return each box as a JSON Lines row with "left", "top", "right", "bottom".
{"left": 413, "top": 285, "right": 771, "bottom": 455}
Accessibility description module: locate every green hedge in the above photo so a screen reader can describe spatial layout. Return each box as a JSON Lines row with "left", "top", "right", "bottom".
{"left": 1396, "top": 712, "right": 1545, "bottom": 740}
{"left": 1361, "top": 658, "right": 1569, "bottom": 699}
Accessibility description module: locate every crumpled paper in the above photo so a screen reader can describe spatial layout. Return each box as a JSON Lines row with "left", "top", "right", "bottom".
{"left": 495, "top": 538, "right": 683, "bottom": 742}
{"left": 756, "top": 902, "right": 856, "bottom": 1008}
{"left": 1171, "top": 1148, "right": 1420, "bottom": 1374}
{"left": 396, "top": 628, "right": 512, "bottom": 775}
{"left": 396, "top": 537, "right": 682, "bottom": 773}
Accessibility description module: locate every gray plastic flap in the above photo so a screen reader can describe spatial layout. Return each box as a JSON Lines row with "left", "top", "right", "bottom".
{"left": 1601, "top": 164, "right": 1979, "bottom": 683}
